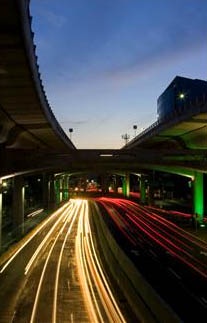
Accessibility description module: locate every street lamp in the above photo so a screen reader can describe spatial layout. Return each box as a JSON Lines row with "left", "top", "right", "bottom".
{"left": 122, "top": 133, "right": 130, "bottom": 145}
{"left": 69, "top": 128, "right": 73, "bottom": 140}
{"left": 133, "top": 125, "right": 137, "bottom": 137}
{"left": 179, "top": 93, "right": 185, "bottom": 99}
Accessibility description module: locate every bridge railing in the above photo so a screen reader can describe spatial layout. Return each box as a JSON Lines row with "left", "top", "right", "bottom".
{"left": 125, "top": 93, "right": 207, "bottom": 148}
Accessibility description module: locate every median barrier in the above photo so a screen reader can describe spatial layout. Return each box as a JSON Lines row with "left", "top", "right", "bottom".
{"left": 91, "top": 202, "right": 181, "bottom": 323}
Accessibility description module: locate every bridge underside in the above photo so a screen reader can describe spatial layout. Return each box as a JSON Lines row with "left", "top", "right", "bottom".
{"left": 0, "top": 0, "right": 75, "bottom": 161}
{"left": 1, "top": 148, "right": 206, "bottom": 179}
{"left": 1, "top": 1, "right": 207, "bottom": 178}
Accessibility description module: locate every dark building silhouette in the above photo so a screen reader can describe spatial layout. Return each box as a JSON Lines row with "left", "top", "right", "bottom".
{"left": 157, "top": 76, "right": 207, "bottom": 120}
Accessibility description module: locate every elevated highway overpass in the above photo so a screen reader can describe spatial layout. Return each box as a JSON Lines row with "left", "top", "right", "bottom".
{"left": 0, "top": 0, "right": 75, "bottom": 178}
{"left": 124, "top": 77, "right": 207, "bottom": 176}
{"left": 1, "top": 3, "right": 207, "bottom": 321}
{"left": 1, "top": 1, "right": 207, "bottom": 179}
{"left": 0, "top": 1, "right": 207, "bottom": 236}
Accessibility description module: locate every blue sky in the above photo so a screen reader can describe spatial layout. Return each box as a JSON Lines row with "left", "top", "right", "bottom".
{"left": 30, "top": 0, "right": 207, "bottom": 149}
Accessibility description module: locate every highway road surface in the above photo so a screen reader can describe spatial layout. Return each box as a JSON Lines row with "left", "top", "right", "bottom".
{"left": 2, "top": 196, "right": 207, "bottom": 322}
{"left": 0, "top": 199, "right": 126, "bottom": 323}
{"left": 95, "top": 197, "right": 207, "bottom": 322}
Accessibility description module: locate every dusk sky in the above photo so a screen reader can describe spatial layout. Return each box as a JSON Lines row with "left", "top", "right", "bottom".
{"left": 30, "top": 0, "right": 207, "bottom": 149}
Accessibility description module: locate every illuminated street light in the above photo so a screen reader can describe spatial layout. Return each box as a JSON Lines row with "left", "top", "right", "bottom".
{"left": 0, "top": 181, "right": 7, "bottom": 193}
{"left": 179, "top": 93, "right": 185, "bottom": 99}
{"left": 2, "top": 181, "right": 7, "bottom": 188}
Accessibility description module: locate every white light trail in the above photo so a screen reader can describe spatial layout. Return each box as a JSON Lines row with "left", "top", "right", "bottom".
{"left": 76, "top": 201, "right": 101, "bottom": 323}
{"left": 85, "top": 206, "right": 126, "bottom": 322}
{"left": 24, "top": 204, "right": 72, "bottom": 275}
{"left": 0, "top": 202, "right": 71, "bottom": 274}
{"left": 52, "top": 200, "right": 82, "bottom": 323}
{"left": 76, "top": 200, "right": 126, "bottom": 323}
{"left": 30, "top": 200, "right": 80, "bottom": 323}
{"left": 26, "top": 208, "right": 44, "bottom": 218}
{"left": 29, "top": 227, "right": 61, "bottom": 323}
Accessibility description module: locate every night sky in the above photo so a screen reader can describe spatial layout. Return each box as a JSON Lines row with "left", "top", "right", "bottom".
{"left": 31, "top": 0, "right": 207, "bottom": 148}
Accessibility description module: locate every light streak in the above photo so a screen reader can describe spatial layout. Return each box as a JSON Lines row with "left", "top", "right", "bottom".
{"left": 0, "top": 202, "right": 71, "bottom": 274}
{"left": 76, "top": 202, "right": 100, "bottom": 322}
{"left": 25, "top": 204, "right": 72, "bottom": 275}
{"left": 26, "top": 208, "right": 44, "bottom": 218}
{"left": 30, "top": 227, "right": 61, "bottom": 323}
{"left": 76, "top": 200, "right": 126, "bottom": 323}
{"left": 96, "top": 197, "right": 207, "bottom": 278}
{"left": 85, "top": 203, "right": 126, "bottom": 322}
{"left": 30, "top": 200, "right": 80, "bottom": 323}
{"left": 52, "top": 201, "right": 81, "bottom": 323}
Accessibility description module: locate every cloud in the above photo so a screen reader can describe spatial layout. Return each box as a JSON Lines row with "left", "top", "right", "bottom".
{"left": 30, "top": 0, "right": 207, "bottom": 149}
{"left": 99, "top": 38, "right": 206, "bottom": 88}
{"left": 31, "top": 0, "right": 207, "bottom": 90}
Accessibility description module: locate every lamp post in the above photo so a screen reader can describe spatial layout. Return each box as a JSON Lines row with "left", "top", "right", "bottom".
{"left": 133, "top": 125, "right": 137, "bottom": 137}
{"left": 122, "top": 133, "right": 130, "bottom": 145}
{"left": 69, "top": 128, "right": 73, "bottom": 140}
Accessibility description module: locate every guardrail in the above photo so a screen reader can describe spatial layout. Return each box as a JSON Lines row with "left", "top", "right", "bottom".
{"left": 124, "top": 93, "right": 207, "bottom": 148}
{"left": 91, "top": 201, "right": 180, "bottom": 322}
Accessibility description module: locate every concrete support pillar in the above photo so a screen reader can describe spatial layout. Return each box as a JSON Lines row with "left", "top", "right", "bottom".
{"left": 122, "top": 173, "right": 130, "bottom": 198}
{"left": 148, "top": 179, "right": 154, "bottom": 206}
{"left": 13, "top": 175, "right": 25, "bottom": 237}
{"left": 63, "top": 175, "right": 69, "bottom": 200}
{"left": 193, "top": 171, "right": 204, "bottom": 223}
{"left": 48, "top": 175, "right": 56, "bottom": 210}
{"left": 68, "top": 176, "right": 71, "bottom": 199}
{"left": 54, "top": 177, "right": 60, "bottom": 205}
{"left": 59, "top": 177, "right": 63, "bottom": 203}
{"left": 140, "top": 175, "right": 146, "bottom": 204}
{"left": 43, "top": 173, "right": 49, "bottom": 210}
{"left": 114, "top": 175, "right": 119, "bottom": 193}
{"left": 83, "top": 175, "right": 87, "bottom": 193}
{"left": 101, "top": 174, "right": 108, "bottom": 194}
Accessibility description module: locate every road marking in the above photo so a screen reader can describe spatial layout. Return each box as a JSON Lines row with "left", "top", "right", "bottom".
{"left": 168, "top": 267, "right": 181, "bottom": 280}
{"left": 11, "top": 310, "right": 16, "bottom": 322}
{"left": 201, "top": 297, "right": 207, "bottom": 305}
{"left": 148, "top": 249, "right": 157, "bottom": 258}
{"left": 130, "top": 249, "right": 139, "bottom": 256}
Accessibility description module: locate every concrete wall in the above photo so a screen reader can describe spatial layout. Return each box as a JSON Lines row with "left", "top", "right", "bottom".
{"left": 91, "top": 202, "right": 181, "bottom": 322}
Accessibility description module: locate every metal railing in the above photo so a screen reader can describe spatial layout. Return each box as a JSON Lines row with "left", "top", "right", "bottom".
{"left": 125, "top": 93, "right": 207, "bottom": 148}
